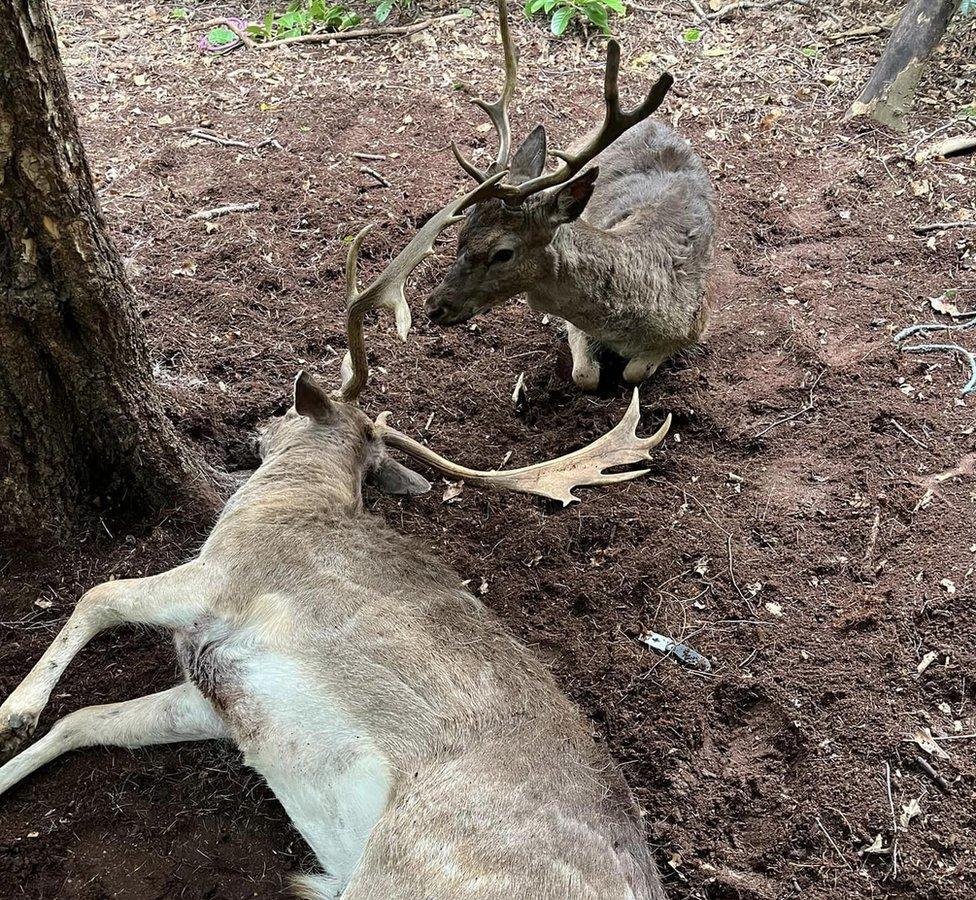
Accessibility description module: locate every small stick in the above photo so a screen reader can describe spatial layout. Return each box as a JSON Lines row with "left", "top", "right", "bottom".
{"left": 815, "top": 817, "right": 853, "bottom": 870}
{"left": 188, "top": 201, "right": 261, "bottom": 221}
{"left": 187, "top": 129, "right": 250, "bottom": 149}
{"left": 900, "top": 343, "right": 976, "bottom": 395}
{"left": 360, "top": 166, "right": 390, "bottom": 188}
{"left": 888, "top": 418, "right": 929, "bottom": 450}
{"left": 912, "top": 220, "right": 975, "bottom": 234}
{"left": 353, "top": 152, "right": 387, "bottom": 161}
{"left": 827, "top": 25, "right": 885, "bottom": 42}
{"left": 914, "top": 755, "right": 950, "bottom": 794}
{"left": 885, "top": 762, "right": 898, "bottom": 877}
{"left": 709, "top": 0, "right": 842, "bottom": 25}
{"left": 727, "top": 534, "right": 754, "bottom": 614}
{"left": 862, "top": 507, "right": 881, "bottom": 569}
{"left": 755, "top": 369, "right": 825, "bottom": 437}
{"left": 688, "top": 0, "right": 711, "bottom": 24}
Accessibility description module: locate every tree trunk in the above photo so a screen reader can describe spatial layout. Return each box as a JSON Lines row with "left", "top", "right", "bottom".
{"left": 0, "top": 0, "right": 216, "bottom": 542}
{"left": 846, "top": 0, "right": 962, "bottom": 131}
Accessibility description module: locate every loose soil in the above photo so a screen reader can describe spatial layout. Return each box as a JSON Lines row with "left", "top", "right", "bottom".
{"left": 2, "top": 1, "right": 975, "bottom": 898}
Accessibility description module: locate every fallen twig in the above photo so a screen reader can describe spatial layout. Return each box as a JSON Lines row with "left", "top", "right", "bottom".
{"left": 709, "top": 0, "right": 842, "bottom": 25}
{"left": 187, "top": 128, "right": 250, "bottom": 149}
{"left": 826, "top": 25, "right": 885, "bottom": 42}
{"left": 815, "top": 817, "right": 853, "bottom": 871}
{"left": 353, "top": 152, "right": 387, "bottom": 161}
{"left": 885, "top": 762, "right": 899, "bottom": 877}
{"left": 726, "top": 534, "right": 754, "bottom": 614}
{"left": 912, "top": 220, "right": 975, "bottom": 234}
{"left": 188, "top": 201, "right": 261, "bottom": 221}
{"left": 914, "top": 755, "right": 950, "bottom": 794}
{"left": 688, "top": 0, "right": 711, "bottom": 25}
{"left": 862, "top": 506, "right": 881, "bottom": 573}
{"left": 900, "top": 343, "right": 976, "bottom": 394}
{"left": 754, "top": 369, "right": 825, "bottom": 437}
{"left": 360, "top": 166, "right": 390, "bottom": 188}
{"left": 888, "top": 418, "right": 929, "bottom": 450}
{"left": 915, "top": 133, "right": 976, "bottom": 164}
{"left": 198, "top": 14, "right": 464, "bottom": 52}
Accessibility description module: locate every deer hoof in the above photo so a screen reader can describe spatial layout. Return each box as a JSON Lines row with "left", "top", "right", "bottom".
{"left": 572, "top": 364, "right": 601, "bottom": 391}
{"left": 0, "top": 711, "right": 38, "bottom": 763}
{"left": 623, "top": 355, "right": 664, "bottom": 384}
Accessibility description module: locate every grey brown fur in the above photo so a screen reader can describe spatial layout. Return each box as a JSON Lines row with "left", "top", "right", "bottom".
{"left": 427, "top": 119, "right": 717, "bottom": 390}
{"left": 0, "top": 373, "right": 666, "bottom": 899}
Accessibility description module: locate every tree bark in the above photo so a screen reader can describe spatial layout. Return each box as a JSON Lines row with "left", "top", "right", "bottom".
{"left": 0, "top": 0, "right": 216, "bottom": 542}
{"left": 846, "top": 0, "right": 962, "bottom": 131}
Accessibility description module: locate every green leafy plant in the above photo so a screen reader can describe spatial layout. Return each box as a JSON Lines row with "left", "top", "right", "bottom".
{"left": 681, "top": 26, "right": 701, "bottom": 42}
{"left": 247, "top": 0, "right": 360, "bottom": 42}
{"left": 524, "top": 0, "right": 624, "bottom": 37}
{"left": 206, "top": 25, "right": 239, "bottom": 46}
{"left": 373, "top": 0, "right": 408, "bottom": 22}
{"left": 170, "top": 7, "right": 189, "bottom": 20}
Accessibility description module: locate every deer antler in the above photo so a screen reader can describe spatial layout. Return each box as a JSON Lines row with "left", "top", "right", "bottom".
{"left": 450, "top": 0, "right": 518, "bottom": 184}
{"left": 373, "top": 390, "right": 670, "bottom": 506}
{"left": 338, "top": 171, "right": 507, "bottom": 402}
{"left": 489, "top": 41, "right": 673, "bottom": 205}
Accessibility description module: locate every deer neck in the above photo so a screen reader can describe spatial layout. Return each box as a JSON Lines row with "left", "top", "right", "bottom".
{"left": 528, "top": 222, "right": 620, "bottom": 331}
{"left": 221, "top": 442, "right": 364, "bottom": 529}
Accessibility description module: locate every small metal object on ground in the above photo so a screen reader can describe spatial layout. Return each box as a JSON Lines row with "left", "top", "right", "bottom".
{"left": 641, "top": 631, "right": 712, "bottom": 672}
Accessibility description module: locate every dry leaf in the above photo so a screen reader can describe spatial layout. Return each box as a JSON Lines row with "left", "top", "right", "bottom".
{"left": 861, "top": 834, "right": 888, "bottom": 855}
{"left": 912, "top": 726, "right": 950, "bottom": 760}
{"left": 442, "top": 481, "right": 463, "bottom": 503}
{"left": 899, "top": 798, "right": 922, "bottom": 830}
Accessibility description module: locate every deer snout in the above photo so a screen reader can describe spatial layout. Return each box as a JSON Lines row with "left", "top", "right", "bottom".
{"left": 425, "top": 288, "right": 472, "bottom": 326}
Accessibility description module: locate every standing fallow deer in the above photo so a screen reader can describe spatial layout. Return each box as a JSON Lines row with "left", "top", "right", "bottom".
{"left": 0, "top": 175, "right": 672, "bottom": 897}
{"left": 425, "top": 0, "right": 717, "bottom": 390}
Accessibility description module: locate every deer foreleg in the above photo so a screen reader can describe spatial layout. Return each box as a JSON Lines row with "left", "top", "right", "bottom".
{"left": 566, "top": 322, "right": 602, "bottom": 391}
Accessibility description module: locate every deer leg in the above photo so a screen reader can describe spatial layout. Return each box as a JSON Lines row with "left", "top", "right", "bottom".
{"left": 0, "top": 564, "right": 211, "bottom": 762}
{"left": 566, "top": 323, "right": 601, "bottom": 391}
{"left": 0, "top": 682, "right": 226, "bottom": 797}
{"left": 623, "top": 347, "right": 671, "bottom": 384}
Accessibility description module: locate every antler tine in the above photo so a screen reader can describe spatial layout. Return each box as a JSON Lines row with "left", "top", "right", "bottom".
{"left": 488, "top": 42, "right": 674, "bottom": 205}
{"left": 452, "top": 0, "right": 518, "bottom": 185}
{"left": 374, "top": 389, "right": 671, "bottom": 505}
{"left": 337, "top": 172, "right": 508, "bottom": 403}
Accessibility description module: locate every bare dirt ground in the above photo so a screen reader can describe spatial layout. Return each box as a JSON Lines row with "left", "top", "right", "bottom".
{"left": 2, "top": 1, "right": 975, "bottom": 897}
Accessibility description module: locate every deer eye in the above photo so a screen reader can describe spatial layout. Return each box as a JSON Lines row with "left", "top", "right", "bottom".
{"left": 489, "top": 248, "right": 515, "bottom": 266}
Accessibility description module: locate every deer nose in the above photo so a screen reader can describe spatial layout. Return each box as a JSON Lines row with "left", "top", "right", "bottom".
{"left": 426, "top": 303, "right": 449, "bottom": 324}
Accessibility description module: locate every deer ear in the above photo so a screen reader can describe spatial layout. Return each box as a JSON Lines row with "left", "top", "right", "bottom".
{"left": 547, "top": 167, "right": 599, "bottom": 225}
{"left": 368, "top": 457, "right": 431, "bottom": 496}
{"left": 294, "top": 371, "right": 337, "bottom": 424}
{"left": 509, "top": 125, "right": 547, "bottom": 184}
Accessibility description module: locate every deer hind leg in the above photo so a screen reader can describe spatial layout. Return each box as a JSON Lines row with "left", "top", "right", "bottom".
{"left": 623, "top": 346, "right": 672, "bottom": 384}
{"left": 0, "top": 682, "right": 226, "bottom": 798}
{"left": 566, "top": 322, "right": 602, "bottom": 391}
{"left": 0, "top": 563, "right": 211, "bottom": 762}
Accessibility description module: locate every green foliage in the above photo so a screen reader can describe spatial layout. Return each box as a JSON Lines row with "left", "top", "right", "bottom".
{"left": 247, "top": 0, "right": 361, "bottom": 42}
{"left": 524, "top": 0, "right": 624, "bottom": 37}
{"left": 681, "top": 26, "right": 701, "bottom": 42}
{"left": 207, "top": 26, "right": 239, "bottom": 46}
{"left": 170, "top": 7, "right": 189, "bottom": 20}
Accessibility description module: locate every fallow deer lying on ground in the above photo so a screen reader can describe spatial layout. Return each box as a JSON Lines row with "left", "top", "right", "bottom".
{"left": 425, "top": 0, "right": 717, "bottom": 390}
{"left": 0, "top": 175, "right": 671, "bottom": 897}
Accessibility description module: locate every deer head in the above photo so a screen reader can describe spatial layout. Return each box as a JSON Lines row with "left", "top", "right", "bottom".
{"left": 424, "top": 0, "right": 673, "bottom": 326}
{"left": 324, "top": 168, "right": 670, "bottom": 506}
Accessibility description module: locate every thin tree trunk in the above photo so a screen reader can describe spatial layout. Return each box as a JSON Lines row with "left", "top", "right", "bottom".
{"left": 0, "top": 0, "right": 216, "bottom": 542}
{"left": 846, "top": 0, "right": 962, "bottom": 131}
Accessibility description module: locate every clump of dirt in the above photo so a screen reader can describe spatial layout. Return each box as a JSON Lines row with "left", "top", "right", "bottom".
{"left": 1, "top": 1, "right": 974, "bottom": 898}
